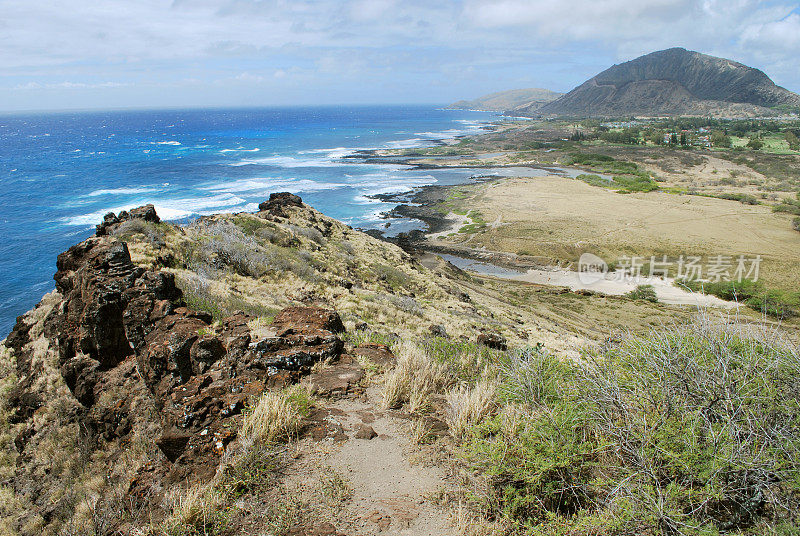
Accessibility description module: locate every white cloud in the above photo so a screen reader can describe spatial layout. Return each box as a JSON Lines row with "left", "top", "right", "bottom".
{"left": 12, "top": 81, "right": 129, "bottom": 90}
{"left": 0, "top": 0, "right": 798, "bottom": 109}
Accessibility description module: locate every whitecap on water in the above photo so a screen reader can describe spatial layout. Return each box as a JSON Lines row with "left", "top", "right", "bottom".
{"left": 61, "top": 193, "right": 248, "bottom": 227}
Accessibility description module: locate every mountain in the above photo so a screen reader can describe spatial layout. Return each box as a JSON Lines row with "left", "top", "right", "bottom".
{"left": 520, "top": 48, "right": 800, "bottom": 117}
{"left": 448, "top": 88, "right": 562, "bottom": 112}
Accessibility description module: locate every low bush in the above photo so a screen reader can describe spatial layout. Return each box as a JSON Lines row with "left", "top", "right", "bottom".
{"left": 624, "top": 284, "right": 658, "bottom": 302}
{"left": 389, "top": 295, "right": 423, "bottom": 316}
{"left": 374, "top": 264, "right": 411, "bottom": 290}
{"left": 745, "top": 290, "right": 798, "bottom": 320}
{"left": 677, "top": 278, "right": 763, "bottom": 302}
{"left": 715, "top": 192, "right": 760, "bottom": 205}
{"left": 677, "top": 278, "right": 798, "bottom": 319}
{"left": 463, "top": 316, "right": 800, "bottom": 534}
{"left": 575, "top": 173, "right": 610, "bottom": 188}
{"left": 176, "top": 272, "right": 278, "bottom": 321}
{"left": 774, "top": 201, "right": 800, "bottom": 216}
{"left": 110, "top": 219, "right": 168, "bottom": 249}
{"left": 185, "top": 219, "right": 319, "bottom": 282}
{"left": 793, "top": 217, "right": 800, "bottom": 232}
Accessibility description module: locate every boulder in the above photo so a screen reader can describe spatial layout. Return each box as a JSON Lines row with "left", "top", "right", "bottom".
{"left": 271, "top": 306, "right": 346, "bottom": 334}
{"left": 477, "top": 332, "right": 507, "bottom": 351}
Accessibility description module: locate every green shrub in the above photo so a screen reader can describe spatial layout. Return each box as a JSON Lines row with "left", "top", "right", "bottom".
{"left": 774, "top": 202, "right": 800, "bottom": 216}
{"left": 677, "top": 278, "right": 763, "bottom": 301}
{"left": 611, "top": 173, "right": 659, "bottom": 192}
{"left": 746, "top": 290, "right": 798, "bottom": 319}
{"left": 575, "top": 174, "right": 610, "bottom": 188}
{"left": 374, "top": 264, "right": 411, "bottom": 290}
{"left": 715, "top": 192, "right": 760, "bottom": 205}
{"left": 624, "top": 284, "right": 658, "bottom": 302}
{"left": 677, "top": 279, "right": 798, "bottom": 319}
{"left": 793, "top": 217, "right": 800, "bottom": 232}
{"left": 463, "top": 317, "right": 800, "bottom": 534}
{"left": 496, "top": 346, "right": 571, "bottom": 406}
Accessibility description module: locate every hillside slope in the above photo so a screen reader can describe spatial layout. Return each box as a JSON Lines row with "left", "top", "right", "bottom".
{"left": 523, "top": 47, "right": 800, "bottom": 117}
{"left": 0, "top": 193, "right": 583, "bottom": 534}
{"left": 448, "top": 87, "right": 561, "bottom": 112}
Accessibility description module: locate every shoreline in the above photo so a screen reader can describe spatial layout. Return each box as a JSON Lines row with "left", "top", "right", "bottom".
{"left": 362, "top": 157, "right": 744, "bottom": 309}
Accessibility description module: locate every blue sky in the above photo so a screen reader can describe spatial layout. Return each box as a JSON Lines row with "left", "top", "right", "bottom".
{"left": 1, "top": 0, "right": 799, "bottom": 112}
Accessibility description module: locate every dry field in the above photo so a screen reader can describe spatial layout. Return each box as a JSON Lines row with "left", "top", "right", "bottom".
{"left": 428, "top": 174, "right": 800, "bottom": 291}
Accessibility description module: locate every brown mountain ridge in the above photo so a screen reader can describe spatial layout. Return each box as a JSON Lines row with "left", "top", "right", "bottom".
{"left": 518, "top": 47, "right": 800, "bottom": 117}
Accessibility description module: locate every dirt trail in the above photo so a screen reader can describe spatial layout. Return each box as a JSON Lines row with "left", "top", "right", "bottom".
{"left": 297, "top": 354, "right": 454, "bottom": 536}
{"left": 323, "top": 386, "right": 452, "bottom": 536}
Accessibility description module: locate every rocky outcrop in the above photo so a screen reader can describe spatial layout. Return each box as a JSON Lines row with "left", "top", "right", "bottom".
{"left": 258, "top": 192, "right": 304, "bottom": 216}
{"left": 4, "top": 211, "right": 350, "bottom": 529}
{"left": 524, "top": 48, "right": 800, "bottom": 117}
{"left": 96, "top": 203, "right": 160, "bottom": 235}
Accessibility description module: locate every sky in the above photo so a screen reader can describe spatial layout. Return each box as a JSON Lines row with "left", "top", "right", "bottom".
{"left": 1, "top": 0, "right": 799, "bottom": 112}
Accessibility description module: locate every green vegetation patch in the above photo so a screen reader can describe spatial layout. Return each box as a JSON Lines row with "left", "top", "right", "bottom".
{"left": 677, "top": 278, "right": 799, "bottom": 319}
{"left": 458, "top": 210, "right": 488, "bottom": 234}
{"left": 624, "top": 284, "right": 658, "bottom": 302}
{"left": 462, "top": 321, "right": 800, "bottom": 534}
{"left": 575, "top": 173, "right": 610, "bottom": 188}
{"left": 568, "top": 153, "right": 659, "bottom": 193}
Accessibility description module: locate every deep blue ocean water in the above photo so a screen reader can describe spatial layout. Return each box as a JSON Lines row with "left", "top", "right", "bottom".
{"left": 0, "top": 105, "right": 501, "bottom": 336}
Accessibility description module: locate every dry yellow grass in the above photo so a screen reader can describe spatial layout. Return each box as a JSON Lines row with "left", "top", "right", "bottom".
{"left": 240, "top": 384, "right": 314, "bottom": 445}
{"left": 381, "top": 341, "right": 452, "bottom": 412}
{"left": 444, "top": 380, "right": 497, "bottom": 440}
{"left": 432, "top": 175, "right": 800, "bottom": 290}
{"left": 160, "top": 484, "right": 225, "bottom": 536}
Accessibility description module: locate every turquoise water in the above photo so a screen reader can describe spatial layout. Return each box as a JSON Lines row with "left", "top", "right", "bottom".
{"left": 0, "top": 105, "right": 501, "bottom": 335}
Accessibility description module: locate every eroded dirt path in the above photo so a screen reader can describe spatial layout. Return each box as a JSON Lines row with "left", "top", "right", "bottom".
{"left": 324, "top": 388, "right": 452, "bottom": 535}
{"left": 294, "top": 352, "right": 454, "bottom": 536}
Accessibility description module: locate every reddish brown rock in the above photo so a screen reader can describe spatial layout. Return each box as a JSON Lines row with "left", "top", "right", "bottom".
{"left": 271, "top": 306, "right": 345, "bottom": 334}
{"left": 477, "top": 331, "right": 508, "bottom": 351}
{"left": 258, "top": 192, "right": 304, "bottom": 217}
{"left": 354, "top": 424, "right": 377, "bottom": 440}
{"left": 96, "top": 203, "right": 160, "bottom": 236}
{"left": 308, "top": 354, "right": 364, "bottom": 397}
{"left": 352, "top": 344, "right": 396, "bottom": 368}
{"left": 4, "top": 225, "right": 349, "bottom": 528}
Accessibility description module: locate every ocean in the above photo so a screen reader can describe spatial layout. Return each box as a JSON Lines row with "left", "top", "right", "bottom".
{"left": 0, "top": 105, "right": 501, "bottom": 336}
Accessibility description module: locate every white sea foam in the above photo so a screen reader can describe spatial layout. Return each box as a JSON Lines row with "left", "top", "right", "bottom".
{"left": 220, "top": 147, "right": 261, "bottom": 153}
{"left": 84, "top": 187, "right": 158, "bottom": 197}
{"left": 229, "top": 154, "right": 410, "bottom": 170}
{"left": 382, "top": 138, "right": 426, "bottom": 149}
{"left": 153, "top": 141, "right": 181, "bottom": 146}
{"left": 200, "top": 177, "right": 347, "bottom": 194}
{"left": 297, "top": 147, "right": 363, "bottom": 159}
{"left": 62, "top": 193, "right": 248, "bottom": 227}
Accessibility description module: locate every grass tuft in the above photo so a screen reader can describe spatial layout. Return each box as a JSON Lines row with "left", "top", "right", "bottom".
{"left": 240, "top": 384, "right": 315, "bottom": 446}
